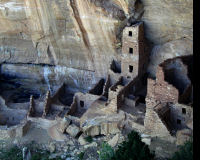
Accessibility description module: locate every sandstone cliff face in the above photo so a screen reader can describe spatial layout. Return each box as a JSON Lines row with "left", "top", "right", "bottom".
{"left": 0, "top": 0, "right": 129, "bottom": 77}
{"left": 0, "top": 0, "right": 193, "bottom": 91}
{"left": 141, "top": 0, "right": 193, "bottom": 44}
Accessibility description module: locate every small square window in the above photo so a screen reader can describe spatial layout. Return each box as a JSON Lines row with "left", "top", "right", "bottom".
{"left": 129, "top": 65, "right": 133, "bottom": 73}
{"left": 129, "top": 48, "right": 133, "bottom": 54}
{"left": 129, "top": 31, "right": 132, "bottom": 37}
{"left": 80, "top": 101, "right": 84, "bottom": 108}
{"left": 182, "top": 108, "right": 186, "bottom": 114}
{"left": 177, "top": 119, "right": 181, "bottom": 125}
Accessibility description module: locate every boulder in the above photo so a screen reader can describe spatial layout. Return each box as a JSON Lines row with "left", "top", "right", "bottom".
{"left": 57, "top": 117, "right": 71, "bottom": 133}
{"left": 66, "top": 124, "right": 80, "bottom": 138}
{"left": 142, "top": 138, "right": 151, "bottom": 146}
{"left": 108, "top": 134, "right": 119, "bottom": 147}
{"left": 78, "top": 134, "right": 88, "bottom": 145}
{"left": 49, "top": 142, "right": 56, "bottom": 153}
{"left": 84, "top": 142, "right": 98, "bottom": 149}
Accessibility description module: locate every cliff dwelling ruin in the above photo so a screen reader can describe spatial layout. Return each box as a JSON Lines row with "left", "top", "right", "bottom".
{"left": 0, "top": 17, "right": 193, "bottom": 159}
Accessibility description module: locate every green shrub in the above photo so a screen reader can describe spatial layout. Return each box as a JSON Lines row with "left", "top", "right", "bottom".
{"left": 112, "top": 131, "right": 155, "bottom": 160}
{"left": 98, "top": 142, "right": 115, "bottom": 160}
{"left": 169, "top": 140, "right": 193, "bottom": 160}
{"left": 77, "top": 151, "right": 85, "bottom": 160}
{"left": 0, "top": 146, "right": 23, "bottom": 160}
{"left": 0, "top": 146, "right": 62, "bottom": 160}
{"left": 98, "top": 131, "right": 154, "bottom": 160}
{"left": 84, "top": 136, "right": 93, "bottom": 143}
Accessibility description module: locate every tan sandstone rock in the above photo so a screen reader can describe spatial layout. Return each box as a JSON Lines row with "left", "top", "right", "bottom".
{"left": 108, "top": 134, "right": 119, "bottom": 147}
{"left": 57, "top": 117, "right": 71, "bottom": 133}
{"left": 66, "top": 124, "right": 80, "bottom": 138}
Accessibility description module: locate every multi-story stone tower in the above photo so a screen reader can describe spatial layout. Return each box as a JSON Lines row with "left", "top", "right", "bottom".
{"left": 121, "top": 21, "right": 147, "bottom": 80}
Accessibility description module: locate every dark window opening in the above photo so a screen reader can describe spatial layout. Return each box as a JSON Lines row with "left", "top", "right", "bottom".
{"left": 177, "top": 119, "right": 181, "bottom": 125}
{"left": 80, "top": 101, "right": 84, "bottom": 108}
{"left": 182, "top": 108, "right": 186, "bottom": 114}
{"left": 127, "top": 76, "right": 131, "bottom": 79}
{"left": 129, "top": 48, "right": 133, "bottom": 54}
{"left": 129, "top": 65, "right": 133, "bottom": 73}
{"left": 110, "top": 60, "right": 121, "bottom": 73}
{"left": 129, "top": 31, "right": 132, "bottom": 37}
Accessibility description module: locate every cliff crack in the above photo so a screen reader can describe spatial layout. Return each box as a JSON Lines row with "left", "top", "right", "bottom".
{"left": 70, "top": 0, "right": 93, "bottom": 63}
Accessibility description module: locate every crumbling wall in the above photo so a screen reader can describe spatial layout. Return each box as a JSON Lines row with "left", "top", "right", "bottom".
{"left": 146, "top": 66, "right": 179, "bottom": 108}
{"left": 102, "top": 75, "right": 111, "bottom": 98}
{"left": 169, "top": 103, "right": 193, "bottom": 130}
{"left": 28, "top": 95, "right": 35, "bottom": 117}
{"left": 116, "top": 77, "right": 140, "bottom": 108}
{"left": 67, "top": 95, "right": 78, "bottom": 116}
{"left": 0, "top": 120, "right": 30, "bottom": 140}
{"left": 145, "top": 66, "right": 179, "bottom": 140}
{"left": 75, "top": 92, "right": 100, "bottom": 109}
{"left": 42, "top": 91, "right": 51, "bottom": 118}
{"left": 107, "top": 77, "right": 125, "bottom": 111}
{"left": 144, "top": 107, "right": 172, "bottom": 139}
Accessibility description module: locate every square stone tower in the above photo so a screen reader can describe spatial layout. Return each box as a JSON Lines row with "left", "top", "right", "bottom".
{"left": 121, "top": 21, "right": 146, "bottom": 80}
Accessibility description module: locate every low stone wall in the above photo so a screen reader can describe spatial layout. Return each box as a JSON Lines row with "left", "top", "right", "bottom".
{"left": 75, "top": 92, "right": 100, "bottom": 109}
{"left": 43, "top": 91, "right": 51, "bottom": 117}
{"left": 67, "top": 96, "right": 78, "bottom": 116}
{"left": 169, "top": 103, "right": 193, "bottom": 130}
{"left": 28, "top": 95, "right": 35, "bottom": 117}
{"left": 144, "top": 107, "right": 172, "bottom": 139}
{"left": 0, "top": 120, "right": 30, "bottom": 140}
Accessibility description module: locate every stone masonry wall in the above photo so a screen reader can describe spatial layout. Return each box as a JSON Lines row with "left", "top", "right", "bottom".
{"left": 146, "top": 66, "right": 179, "bottom": 108}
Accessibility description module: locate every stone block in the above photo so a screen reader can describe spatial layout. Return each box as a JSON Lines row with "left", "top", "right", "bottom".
{"left": 66, "top": 124, "right": 80, "bottom": 138}
{"left": 57, "top": 117, "right": 71, "bottom": 133}
{"left": 142, "top": 138, "right": 151, "bottom": 146}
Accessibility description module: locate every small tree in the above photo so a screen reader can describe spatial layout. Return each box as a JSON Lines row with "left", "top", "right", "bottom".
{"left": 98, "top": 142, "right": 115, "bottom": 160}
{"left": 169, "top": 140, "right": 193, "bottom": 160}
{"left": 112, "top": 131, "right": 155, "bottom": 160}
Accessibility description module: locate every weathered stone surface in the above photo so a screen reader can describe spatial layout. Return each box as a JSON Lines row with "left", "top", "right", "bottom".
{"left": 186, "top": 119, "right": 193, "bottom": 130}
{"left": 141, "top": 137, "right": 151, "bottom": 146}
{"left": 141, "top": 0, "right": 193, "bottom": 44}
{"left": 78, "top": 134, "right": 88, "bottom": 146}
{"left": 49, "top": 142, "right": 56, "bottom": 153}
{"left": 57, "top": 117, "right": 71, "bottom": 133}
{"left": 146, "top": 66, "right": 179, "bottom": 107}
{"left": 176, "top": 129, "right": 192, "bottom": 146}
{"left": 80, "top": 102, "right": 125, "bottom": 136}
{"left": 0, "top": 0, "right": 130, "bottom": 78}
{"left": 0, "top": 0, "right": 193, "bottom": 79}
{"left": 147, "top": 38, "right": 193, "bottom": 77}
{"left": 66, "top": 124, "right": 80, "bottom": 138}
{"left": 84, "top": 142, "right": 98, "bottom": 149}
{"left": 48, "top": 124, "right": 68, "bottom": 141}
{"left": 108, "top": 134, "right": 119, "bottom": 147}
